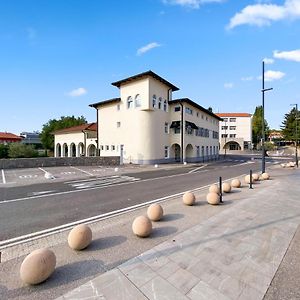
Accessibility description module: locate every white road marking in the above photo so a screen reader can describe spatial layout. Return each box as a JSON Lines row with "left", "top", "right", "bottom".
{"left": 61, "top": 171, "right": 76, "bottom": 175}
{"left": 70, "top": 166, "right": 94, "bottom": 176}
{"left": 38, "top": 167, "right": 48, "bottom": 173}
{"left": 19, "top": 175, "right": 38, "bottom": 179}
{"left": 30, "top": 191, "right": 56, "bottom": 196}
{"left": 1, "top": 169, "right": 6, "bottom": 184}
{"left": 188, "top": 164, "right": 208, "bottom": 174}
{"left": 0, "top": 173, "right": 249, "bottom": 249}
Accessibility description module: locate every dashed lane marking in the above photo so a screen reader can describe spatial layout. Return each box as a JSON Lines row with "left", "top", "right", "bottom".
{"left": 29, "top": 191, "right": 57, "bottom": 196}
{"left": 19, "top": 175, "right": 38, "bottom": 179}
{"left": 70, "top": 166, "right": 94, "bottom": 176}
{"left": 1, "top": 169, "right": 6, "bottom": 184}
{"left": 188, "top": 164, "right": 208, "bottom": 174}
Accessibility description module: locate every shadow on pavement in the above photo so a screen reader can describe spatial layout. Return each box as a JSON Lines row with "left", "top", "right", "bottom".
{"left": 87, "top": 235, "right": 127, "bottom": 251}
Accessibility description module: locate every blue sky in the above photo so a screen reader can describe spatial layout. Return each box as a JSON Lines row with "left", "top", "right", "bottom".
{"left": 1, "top": 0, "right": 300, "bottom": 134}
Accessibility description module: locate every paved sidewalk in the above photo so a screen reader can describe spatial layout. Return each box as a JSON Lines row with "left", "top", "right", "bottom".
{"left": 57, "top": 168, "right": 300, "bottom": 300}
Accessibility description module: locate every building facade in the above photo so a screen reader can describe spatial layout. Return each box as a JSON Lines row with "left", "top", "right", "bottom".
{"left": 53, "top": 123, "right": 97, "bottom": 157}
{"left": 20, "top": 131, "right": 42, "bottom": 147}
{"left": 216, "top": 113, "right": 252, "bottom": 151}
{"left": 90, "top": 71, "right": 221, "bottom": 164}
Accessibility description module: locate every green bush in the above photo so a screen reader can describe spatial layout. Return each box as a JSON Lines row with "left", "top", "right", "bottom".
{"left": 8, "top": 143, "right": 39, "bottom": 158}
{"left": 0, "top": 144, "right": 9, "bottom": 158}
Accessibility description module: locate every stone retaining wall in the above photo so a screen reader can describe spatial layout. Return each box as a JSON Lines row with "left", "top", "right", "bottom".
{"left": 0, "top": 156, "right": 120, "bottom": 169}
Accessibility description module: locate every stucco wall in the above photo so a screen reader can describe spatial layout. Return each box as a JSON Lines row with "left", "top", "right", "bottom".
{"left": 0, "top": 156, "right": 120, "bottom": 169}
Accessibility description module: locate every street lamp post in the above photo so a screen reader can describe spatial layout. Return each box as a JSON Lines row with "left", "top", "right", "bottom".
{"left": 261, "top": 61, "right": 273, "bottom": 174}
{"left": 291, "top": 103, "right": 298, "bottom": 168}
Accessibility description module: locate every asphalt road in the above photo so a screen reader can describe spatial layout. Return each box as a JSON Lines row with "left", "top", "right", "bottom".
{"left": 0, "top": 157, "right": 276, "bottom": 241}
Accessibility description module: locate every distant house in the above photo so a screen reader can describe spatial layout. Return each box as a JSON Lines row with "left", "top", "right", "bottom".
{"left": 0, "top": 132, "right": 22, "bottom": 144}
{"left": 20, "top": 132, "right": 42, "bottom": 147}
{"left": 53, "top": 123, "right": 97, "bottom": 157}
{"left": 216, "top": 113, "right": 252, "bottom": 151}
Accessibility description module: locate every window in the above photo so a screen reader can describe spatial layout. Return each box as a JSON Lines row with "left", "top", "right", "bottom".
{"left": 221, "top": 126, "right": 228, "bottom": 130}
{"left": 111, "top": 145, "right": 115, "bottom": 151}
{"left": 152, "top": 95, "right": 156, "bottom": 108}
{"left": 174, "top": 127, "right": 180, "bottom": 134}
{"left": 230, "top": 134, "right": 236, "bottom": 138}
{"left": 206, "top": 116, "right": 208, "bottom": 121}
{"left": 201, "top": 146, "right": 204, "bottom": 156}
{"left": 106, "top": 145, "right": 109, "bottom": 150}
{"left": 135, "top": 94, "right": 141, "bottom": 107}
{"left": 164, "top": 122, "right": 169, "bottom": 134}
{"left": 197, "top": 112, "right": 199, "bottom": 117}
{"left": 163, "top": 100, "right": 167, "bottom": 112}
{"left": 221, "top": 134, "right": 228, "bottom": 138}
{"left": 117, "top": 104, "right": 120, "bottom": 111}
{"left": 127, "top": 96, "right": 133, "bottom": 109}
{"left": 196, "top": 146, "right": 200, "bottom": 157}
{"left": 164, "top": 146, "right": 169, "bottom": 158}
{"left": 229, "top": 118, "right": 236, "bottom": 122}
{"left": 158, "top": 97, "right": 162, "bottom": 109}
{"left": 117, "top": 122, "right": 121, "bottom": 128}
{"left": 185, "top": 107, "right": 193, "bottom": 115}
{"left": 174, "top": 106, "right": 180, "bottom": 112}
{"left": 223, "top": 118, "right": 228, "bottom": 122}
{"left": 213, "top": 131, "right": 218, "bottom": 139}
{"left": 229, "top": 126, "right": 236, "bottom": 130}
{"left": 201, "top": 114, "right": 204, "bottom": 119}
{"left": 100, "top": 145, "right": 104, "bottom": 150}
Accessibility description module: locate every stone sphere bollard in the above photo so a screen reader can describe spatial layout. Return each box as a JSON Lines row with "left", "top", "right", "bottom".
{"left": 182, "top": 191, "right": 196, "bottom": 206}
{"left": 209, "top": 184, "right": 220, "bottom": 194}
{"left": 261, "top": 172, "right": 270, "bottom": 180}
{"left": 222, "top": 182, "right": 231, "bottom": 193}
{"left": 252, "top": 173, "right": 259, "bottom": 181}
{"left": 281, "top": 163, "right": 286, "bottom": 168}
{"left": 68, "top": 224, "right": 92, "bottom": 250}
{"left": 244, "top": 175, "right": 253, "bottom": 184}
{"left": 132, "top": 216, "right": 152, "bottom": 237}
{"left": 147, "top": 203, "right": 164, "bottom": 221}
{"left": 231, "top": 179, "right": 241, "bottom": 188}
{"left": 206, "top": 192, "right": 220, "bottom": 205}
{"left": 20, "top": 248, "right": 56, "bottom": 285}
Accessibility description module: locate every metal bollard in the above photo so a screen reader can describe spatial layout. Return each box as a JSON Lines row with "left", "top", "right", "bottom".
{"left": 249, "top": 170, "right": 253, "bottom": 189}
{"left": 219, "top": 176, "right": 223, "bottom": 203}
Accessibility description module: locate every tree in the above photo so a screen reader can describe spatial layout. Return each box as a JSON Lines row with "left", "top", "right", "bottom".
{"left": 40, "top": 116, "right": 87, "bottom": 152}
{"left": 8, "top": 143, "right": 38, "bottom": 158}
{"left": 0, "top": 144, "right": 9, "bottom": 158}
{"left": 281, "top": 107, "right": 300, "bottom": 143}
{"left": 252, "top": 106, "right": 270, "bottom": 148}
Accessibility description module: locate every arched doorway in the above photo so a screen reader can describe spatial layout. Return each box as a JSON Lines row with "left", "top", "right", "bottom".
{"left": 171, "top": 143, "right": 181, "bottom": 162}
{"left": 78, "top": 142, "right": 84, "bottom": 156}
{"left": 56, "top": 143, "right": 61, "bottom": 157}
{"left": 224, "top": 141, "right": 241, "bottom": 151}
{"left": 70, "top": 143, "right": 76, "bottom": 157}
{"left": 186, "top": 144, "right": 193, "bottom": 161}
{"left": 87, "top": 144, "right": 96, "bottom": 156}
{"left": 62, "top": 143, "right": 68, "bottom": 157}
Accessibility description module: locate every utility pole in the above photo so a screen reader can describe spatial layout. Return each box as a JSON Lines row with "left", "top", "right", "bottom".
{"left": 291, "top": 103, "right": 298, "bottom": 168}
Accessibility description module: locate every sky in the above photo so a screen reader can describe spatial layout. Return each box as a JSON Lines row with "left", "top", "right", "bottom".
{"left": 1, "top": 0, "right": 300, "bottom": 134}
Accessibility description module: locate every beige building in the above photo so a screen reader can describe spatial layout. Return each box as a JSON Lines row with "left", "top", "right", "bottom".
{"left": 216, "top": 113, "right": 252, "bottom": 151}
{"left": 53, "top": 123, "right": 97, "bottom": 157}
{"left": 90, "top": 71, "right": 221, "bottom": 164}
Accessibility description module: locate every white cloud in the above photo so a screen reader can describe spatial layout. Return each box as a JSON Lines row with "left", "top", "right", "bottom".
{"left": 137, "top": 42, "right": 161, "bottom": 56}
{"left": 163, "top": 0, "right": 224, "bottom": 9}
{"left": 227, "top": 0, "right": 300, "bottom": 29}
{"left": 241, "top": 76, "right": 254, "bottom": 81}
{"left": 257, "top": 70, "right": 286, "bottom": 81}
{"left": 263, "top": 58, "right": 274, "bottom": 64}
{"left": 67, "top": 87, "right": 87, "bottom": 97}
{"left": 224, "top": 82, "right": 234, "bottom": 88}
{"left": 274, "top": 49, "right": 300, "bottom": 62}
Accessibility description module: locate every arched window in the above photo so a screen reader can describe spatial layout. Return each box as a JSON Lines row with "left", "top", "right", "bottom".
{"left": 135, "top": 94, "right": 141, "bottom": 107}
{"left": 158, "top": 97, "right": 162, "bottom": 109}
{"left": 152, "top": 95, "right": 156, "bottom": 108}
{"left": 163, "top": 100, "right": 167, "bottom": 112}
{"left": 127, "top": 96, "right": 133, "bottom": 109}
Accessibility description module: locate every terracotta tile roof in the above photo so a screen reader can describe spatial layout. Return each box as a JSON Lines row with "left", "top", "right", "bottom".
{"left": 0, "top": 132, "right": 22, "bottom": 140}
{"left": 52, "top": 123, "right": 97, "bottom": 135}
{"left": 216, "top": 113, "right": 252, "bottom": 118}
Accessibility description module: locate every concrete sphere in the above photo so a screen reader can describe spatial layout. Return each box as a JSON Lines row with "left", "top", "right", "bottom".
{"left": 222, "top": 182, "right": 231, "bottom": 193}
{"left": 20, "top": 248, "right": 56, "bottom": 285}
{"left": 252, "top": 173, "right": 259, "bottom": 181}
{"left": 68, "top": 224, "right": 92, "bottom": 250}
{"left": 261, "top": 172, "right": 270, "bottom": 180}
{"left": 231, "top": 179, "right": 241, "bottom": 188}
{"left": 209, "top": 184, "right": 220, "bottom": 194}
{"left": 206, "top": 192, "right": 220, "bottom": 205}
{"left": 147, "top": 203, "right": 164, "bottom": 221}
{"left": 182, "top": 191, "right": 196, "bottom": 206}
{"left": 244, "top": 175, "right": 253, "bottom": 184}
{"left": 132, "top": 216, "right": 152, "bottom": 237}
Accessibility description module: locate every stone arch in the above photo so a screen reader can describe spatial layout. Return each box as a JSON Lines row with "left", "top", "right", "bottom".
{"left": 170, "top": 143, "right": 181, "bottom": 162}
{"left": 78, "top": 142, "right": 84, "bottom": 156}
{"left": 62, "top": 143, "right": 68, "bottom": 157}
{"left": 224, "top": 141, "right": 242, "bottom": 151}
{"left": 87, "top": 144, "right": 97, "bottom": 157}
{"left": 56, "top": 143, "right": 61, "bottom": 157}
{"left": 186, "top": 144, "right": 193, "bottom": 158}
{"left": 70, "top": 143, "right": 76, "bottom": 157}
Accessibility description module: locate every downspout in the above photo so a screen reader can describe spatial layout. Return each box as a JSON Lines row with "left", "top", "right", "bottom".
{"left": 179, "top": 102, "right": 184, "bottom": 163}
{"left": 95, "top": 107, "right": 99, "bottom": 156}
